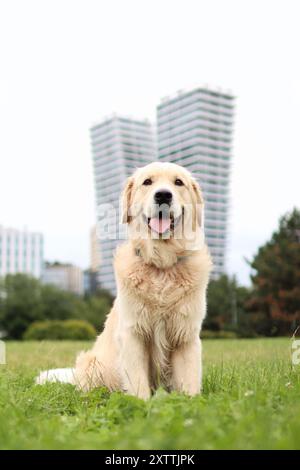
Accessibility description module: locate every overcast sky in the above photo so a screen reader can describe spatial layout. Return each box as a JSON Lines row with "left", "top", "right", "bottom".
{"left": 0, "top": 0, "right": 299, "bottom": 285}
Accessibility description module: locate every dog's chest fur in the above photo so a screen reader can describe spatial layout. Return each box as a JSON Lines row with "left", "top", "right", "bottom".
{"left": 118, "top": 254, "right": 201, "bottom": 354}
{"left": 130, "top": 262, "right": 201, "bottom": 387}
{"left": 115, "top": 243, "right": 211, "bottom": 386}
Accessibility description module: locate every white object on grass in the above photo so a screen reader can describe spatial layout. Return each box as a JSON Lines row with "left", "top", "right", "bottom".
{"left": 36, "top": 368, "right": 76, "bottom": 385}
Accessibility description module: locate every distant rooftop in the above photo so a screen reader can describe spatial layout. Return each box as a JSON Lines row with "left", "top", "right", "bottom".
{"left": 159, "top": 85, "right": 235, "bottom": 106}
{"left": 90, "top": 113, "right": 152, "bottom": 132}
{"left": 0, "top": 225, "right": 43, "bottom": 237}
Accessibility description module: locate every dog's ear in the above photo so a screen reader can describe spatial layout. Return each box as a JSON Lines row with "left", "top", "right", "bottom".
{"left": 121, "top": 176, "right": 134, "bottom": 224}
{"left": 191, "top": 179, "right": 204, "bottom": 230}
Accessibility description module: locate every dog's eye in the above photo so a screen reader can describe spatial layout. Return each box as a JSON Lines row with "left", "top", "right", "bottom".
{"left": 174, "top": 178, "right": 184, "bottom": 186}
{"left": 143, "top": 178, "right": 152, "bottom": 186}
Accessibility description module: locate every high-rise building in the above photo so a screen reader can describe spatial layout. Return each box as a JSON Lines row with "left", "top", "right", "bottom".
{"left": 90, "top": 115, "right": 155, "bottom": 294}
{"left": 0, "top": 225, "right": 44, "bottom": 278}
{"left": 83, "top": 225, "right": 102, "bottom": 295}
{"left": 42, "top": 262, "right": 83, "bottom": 295}
{"left": 157, "top": 87, "right": 235, "bottom": 277}
{"left": 90, "top": 225, "right": 101, "bottom": 275}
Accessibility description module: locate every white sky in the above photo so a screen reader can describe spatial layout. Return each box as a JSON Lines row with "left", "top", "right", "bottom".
{"left": 0, "top": 0, "right": 299, "bottom": 285}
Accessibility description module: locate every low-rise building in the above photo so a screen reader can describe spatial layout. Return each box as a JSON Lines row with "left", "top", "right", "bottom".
{"left": 42, "top": 262, "right": 83, "bottom": 295}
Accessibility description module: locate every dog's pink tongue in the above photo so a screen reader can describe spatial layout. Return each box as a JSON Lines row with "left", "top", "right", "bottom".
{"left": 149, "top": 217, "right": 171, "bottom": 234}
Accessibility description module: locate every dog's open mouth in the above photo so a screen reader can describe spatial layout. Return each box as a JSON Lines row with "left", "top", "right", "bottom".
{"left": 143, "top": 212, "right": 182, "bottom": 235}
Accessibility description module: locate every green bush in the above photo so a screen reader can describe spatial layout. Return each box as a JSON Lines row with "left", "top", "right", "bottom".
{"left": 23, "top": 319, "right": 96, "bottom": 341}
{"left": 201, "top": 330, "right": 238, "bottom": 339}
{"left": 0, "top": 273, "right": 94, "bottom": 339}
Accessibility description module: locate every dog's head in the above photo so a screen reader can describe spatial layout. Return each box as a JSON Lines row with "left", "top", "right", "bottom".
{"left": 122, "top": 162, "right": 204, "bottom": 248}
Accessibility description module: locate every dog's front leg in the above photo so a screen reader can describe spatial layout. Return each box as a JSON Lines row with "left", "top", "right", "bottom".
{"left": 170, "top": 335, "right": 202, "bottom": 396}
{"left": 119, "top": 328, "right": 151, "bottom": 400}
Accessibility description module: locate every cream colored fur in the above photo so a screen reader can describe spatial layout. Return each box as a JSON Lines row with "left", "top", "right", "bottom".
{"left": 37, "top": 162, "right": 212, "bottom": 399}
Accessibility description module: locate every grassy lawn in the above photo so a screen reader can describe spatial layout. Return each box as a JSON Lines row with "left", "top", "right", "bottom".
{"left": 0, "top": 338, "right": 299, "bottom": 450}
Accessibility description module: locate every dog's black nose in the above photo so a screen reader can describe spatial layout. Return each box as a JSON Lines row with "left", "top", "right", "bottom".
{"left": 154, "top": 189, "right": 173, "bottom": 206}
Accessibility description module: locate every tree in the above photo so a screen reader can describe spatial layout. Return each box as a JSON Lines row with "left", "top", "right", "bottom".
{"left": 0, "top": 274, "right": 44, "bottom": 339}
{"left": 248, "top": 208, "right": 300, "bottom": 336}
{"left": 83, "top": 290, "right": 114, "bottom": 332}
{"left": 40, "top": 284, "right": 88, "bottom": 322}
{"left": 0, "top": 273, "right": 115, "bottom": 339}
{"left": 205, "top": 274, "right": 250, "bottom": 332}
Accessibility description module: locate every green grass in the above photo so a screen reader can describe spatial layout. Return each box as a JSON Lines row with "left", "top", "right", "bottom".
{"left": 0, "top": 338, "right": 299, "bottom": 449}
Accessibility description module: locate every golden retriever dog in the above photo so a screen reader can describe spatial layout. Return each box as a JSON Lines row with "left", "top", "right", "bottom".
{"left": 37, "top": 162, "right": 212, "bottom": 399}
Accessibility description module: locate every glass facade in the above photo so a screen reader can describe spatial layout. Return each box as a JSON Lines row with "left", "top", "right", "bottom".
{"left": 0, "top": 226, "right": 44, "bottom": 279}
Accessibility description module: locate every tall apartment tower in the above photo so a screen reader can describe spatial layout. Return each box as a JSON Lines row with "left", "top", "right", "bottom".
{"left": 90, "top": 115, "right": 155, "bottom": 293}
{"left": 0, "top": 225, "right": 44, "bottom": 278}
{"left": 157, "top": 87, "right": 235, "bottom": 277}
